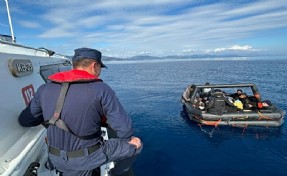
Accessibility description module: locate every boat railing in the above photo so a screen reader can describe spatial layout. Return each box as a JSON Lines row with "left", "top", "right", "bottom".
{"left": 0, "top": 39, "right": 70, "bottom": 59}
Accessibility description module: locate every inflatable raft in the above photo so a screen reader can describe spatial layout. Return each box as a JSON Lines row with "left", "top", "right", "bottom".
{"left": 181, "top": 83, "right": 285, "bottom": 127}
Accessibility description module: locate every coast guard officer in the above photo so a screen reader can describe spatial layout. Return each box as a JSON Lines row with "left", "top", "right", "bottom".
{"left": 18, "top": 48, "right": 142, "bottom": 176}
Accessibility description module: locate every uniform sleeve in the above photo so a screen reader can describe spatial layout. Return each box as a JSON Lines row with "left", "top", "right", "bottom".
{"left": 99, "top": 84, "right": 133, "bottom": 139}
{"left": 18, "top": 86, "right": 44, "bottom": 127}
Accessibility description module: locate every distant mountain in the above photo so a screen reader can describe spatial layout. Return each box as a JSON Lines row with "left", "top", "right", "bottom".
{"left": 66, "top": 51, "right": 285, "bottom": 62}
{"left": 127, "top": 55, "right": 160, "bottom": 60}
{"left": 65, "top": 55, "right": 125, "bottom": 61}
{"left": 102, "top": 56, "right": 126, "bottom": 61}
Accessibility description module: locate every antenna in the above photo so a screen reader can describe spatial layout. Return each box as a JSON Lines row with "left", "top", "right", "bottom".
{"left": 5, "top": 0, "right": 16, "bottom": 43}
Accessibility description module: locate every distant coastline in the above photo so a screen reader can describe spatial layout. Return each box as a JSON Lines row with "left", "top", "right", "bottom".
{"left": 105, "top": 54, "right": 286, "bottom": 63}
{"left": 68, "top": 54, "right": 287, "bottom": 63}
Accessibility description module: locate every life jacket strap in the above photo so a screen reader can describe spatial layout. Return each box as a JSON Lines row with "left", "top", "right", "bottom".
{"left": 42, "top": 82, "right": 101, "bottom": 140}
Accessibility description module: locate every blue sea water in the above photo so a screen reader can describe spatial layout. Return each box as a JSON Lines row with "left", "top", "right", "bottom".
{"left": 101, "top": 57, "right": 287, "bottom": 176}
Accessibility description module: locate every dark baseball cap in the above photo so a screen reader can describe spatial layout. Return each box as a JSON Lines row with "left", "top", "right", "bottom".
{"left": 72, "top": 48, "right": 107, "bottom": 68}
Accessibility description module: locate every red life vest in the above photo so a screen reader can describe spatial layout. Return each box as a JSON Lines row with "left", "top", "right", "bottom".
{"left": 48, "top": 69, "right": 101, "bottom": 83}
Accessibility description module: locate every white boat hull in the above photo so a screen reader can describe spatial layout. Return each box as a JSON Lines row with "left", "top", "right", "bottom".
{"left": 0, "top": 40, "right": 112, "bottom": 176}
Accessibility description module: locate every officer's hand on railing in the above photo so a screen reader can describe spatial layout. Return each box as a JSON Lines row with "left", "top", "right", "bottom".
{"left": 129, "top": 136, "right": 142, "bottom": 149}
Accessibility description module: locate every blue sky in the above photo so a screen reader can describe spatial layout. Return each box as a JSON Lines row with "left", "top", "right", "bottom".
{"left": 1, "top": 0, "right": 287, "bottom": 58}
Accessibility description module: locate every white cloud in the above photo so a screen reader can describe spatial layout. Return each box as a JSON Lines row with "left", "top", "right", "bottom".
{"left": 4, "top": 0, "right": 287, "bottom": 57}
{"left": 214, "top": 45, "right": 253, "bottom": 52}
{"left": 18, "top": 21, "right": 40, "bottom": 28}
{"left": 39, "top": 28, "right": 77, "bottom": 38}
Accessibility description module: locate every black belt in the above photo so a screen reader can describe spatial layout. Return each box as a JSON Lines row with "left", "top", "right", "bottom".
{"left": 48, "top": 144, "right": 101, "bottom": 158}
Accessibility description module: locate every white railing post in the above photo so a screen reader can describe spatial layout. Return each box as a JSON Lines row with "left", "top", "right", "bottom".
{"left": 5, "top": 0, "right": 16, "bottom": 43}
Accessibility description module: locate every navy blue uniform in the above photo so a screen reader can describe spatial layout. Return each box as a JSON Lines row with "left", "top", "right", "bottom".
{"left": 19, "top": 69, "right": 142, "bottom": 176}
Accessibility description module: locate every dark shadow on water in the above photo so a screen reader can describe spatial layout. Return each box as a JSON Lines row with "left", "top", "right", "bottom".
{"left": 180, "top": 105, "right": 284, "bottom": 145}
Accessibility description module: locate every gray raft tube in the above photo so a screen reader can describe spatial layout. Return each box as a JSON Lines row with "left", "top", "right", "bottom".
{"left": 184, "top": 102, "right": 285, "bottom": 127}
